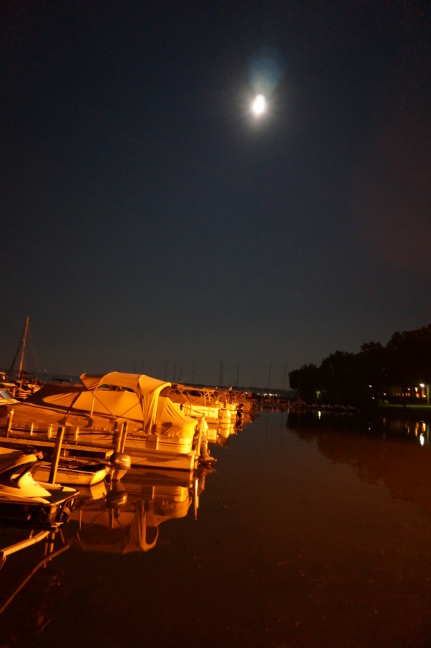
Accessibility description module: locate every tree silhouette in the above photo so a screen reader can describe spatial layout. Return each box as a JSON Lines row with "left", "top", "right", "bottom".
{"left": 288, "top": 324, "right": 431, "bottom": 407}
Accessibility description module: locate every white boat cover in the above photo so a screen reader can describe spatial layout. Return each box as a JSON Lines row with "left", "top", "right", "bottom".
{"left": 2, "top": 371, "right": 197, "bottom": 438}
{"left": 80, "top": 372, "right": 171, "bottom": 432}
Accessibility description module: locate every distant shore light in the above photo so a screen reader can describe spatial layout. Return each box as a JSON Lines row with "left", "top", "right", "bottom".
{"left": 251, "top": 94, "right": 266, "bottom": 117}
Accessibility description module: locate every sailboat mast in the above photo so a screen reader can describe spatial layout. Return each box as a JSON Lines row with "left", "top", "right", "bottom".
{"left": 18, "top": 316, "right": 29, "bottom": 380}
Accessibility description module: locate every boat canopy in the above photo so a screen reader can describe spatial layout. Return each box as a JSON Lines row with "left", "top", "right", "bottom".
{"left": 3, "top": 372, "right": 196, "bottom": 436}
{"left": 80, "top": 372, "right": 171, "bottom": 432}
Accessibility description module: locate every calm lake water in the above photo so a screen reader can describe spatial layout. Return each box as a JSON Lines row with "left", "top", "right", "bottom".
{"left": 1, "top": 409, "right": 431, "bottom": 648}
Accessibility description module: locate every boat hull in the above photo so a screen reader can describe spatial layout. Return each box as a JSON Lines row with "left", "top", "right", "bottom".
{"left": 31, "top": 460, "right": 109, "bottom": 486}
{"left": 0, "top": 427, "right": 198, "bottom": 472}
{"left": 0, "top": 491, "right": 76, "bottom": 529}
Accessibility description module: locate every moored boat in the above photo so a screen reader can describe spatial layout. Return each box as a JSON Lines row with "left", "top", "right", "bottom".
{"left": 168, "top": 383, "right": 239, "bottom": 424}
{"left": 0, "top": 371, "right": 211, "bottom": 472}
{"left": 0, "top": 389, "right": 19, "bottom": 406}
{"left": 31, "top": 456, "right": 110, "bottom": 486}
{"left": 0, "top": 447, "right": 77, "bottom": 529}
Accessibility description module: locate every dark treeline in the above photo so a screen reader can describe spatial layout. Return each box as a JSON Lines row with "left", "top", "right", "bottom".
{"left": 288, "top": 324, "right": 431, "bottom": 408}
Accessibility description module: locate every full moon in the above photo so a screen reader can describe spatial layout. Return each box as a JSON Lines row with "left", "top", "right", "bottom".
{"left": 251, "top": 94, "right": 266, "bottom": 117}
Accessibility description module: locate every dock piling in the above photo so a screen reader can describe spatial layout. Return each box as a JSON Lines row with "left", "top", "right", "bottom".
{"left": 6, "top": 409, "right": 14, "bottom": 437}
{"left": 48, "top": 426, "right": 65, "bottom": 484}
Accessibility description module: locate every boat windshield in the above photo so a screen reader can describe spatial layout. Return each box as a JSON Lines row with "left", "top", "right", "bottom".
{"left": 0, "top": 389, "right": 14, "bottom": 400}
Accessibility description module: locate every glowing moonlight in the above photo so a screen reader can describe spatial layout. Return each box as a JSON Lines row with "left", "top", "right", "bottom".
{"left": 251, "top": 94, "right": 267, "bottom": 117}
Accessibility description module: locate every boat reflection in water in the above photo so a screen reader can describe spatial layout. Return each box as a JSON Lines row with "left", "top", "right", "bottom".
{"left": 4, "top": 409, "right": 431, "bottom": 647}
{"left": 205, "top": 409, "right": 255, "bottom": 446}
{"left": 64, "top": 466, "right": 212, "bottom": 554}
{"left": 0, "top": 463, "right": 213, "bottom": 643}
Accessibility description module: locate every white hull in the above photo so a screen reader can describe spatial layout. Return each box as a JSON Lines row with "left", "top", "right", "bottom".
{"left": 0, "top": 428, "right": 199, "bottom": 473}
{"left": 31, "top": 461, "right": 109, "bottom": 486}
{"left": 0, "top": 447, "right": 77, "bottom": 528}
{"left": 174, "top": 402, "right": 233, "bottom": 424}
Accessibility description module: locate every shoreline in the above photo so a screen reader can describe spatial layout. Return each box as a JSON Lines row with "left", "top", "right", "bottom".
{"left": 375, "top": 403, "right": 431, "bottom": 423}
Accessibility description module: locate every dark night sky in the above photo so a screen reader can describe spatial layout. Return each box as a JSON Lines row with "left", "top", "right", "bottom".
{"left": 1, "top": 1, "right": 431, "bottom": 388}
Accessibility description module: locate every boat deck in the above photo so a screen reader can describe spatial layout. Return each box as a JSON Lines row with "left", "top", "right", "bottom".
{"left": 0, "top": 433, "right": 114, "bottom": 460}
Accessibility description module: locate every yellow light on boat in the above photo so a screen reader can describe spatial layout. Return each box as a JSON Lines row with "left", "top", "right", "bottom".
{"left": 251, "top": 94, "right": 266, "bottom": 117}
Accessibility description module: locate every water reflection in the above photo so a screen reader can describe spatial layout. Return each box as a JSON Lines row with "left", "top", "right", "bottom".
{"left": 64, "top": 467, "right": 211, "bottom": 554}
{"left": 206, "top": 411, "right": 255, "bottom": 446}
{"left": 0, "top": 463, "right": 213, "bottom": 644}
{"left": 377, "top": 417, "right": 431, "bottom": 445}
{"left": 0, "top": 416, "right": 243, "bottom": 627}
{"left": 0, "top": 526, "right": 70, "bottom": 641}
{"left": 2, "top": 410, "right": 431, "bottom": 647}
{"left": 287, "top": 411, "right": 431, "bottom": 515}
{"left": 287, "top": 408, "right": 431, "bottom": 446}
